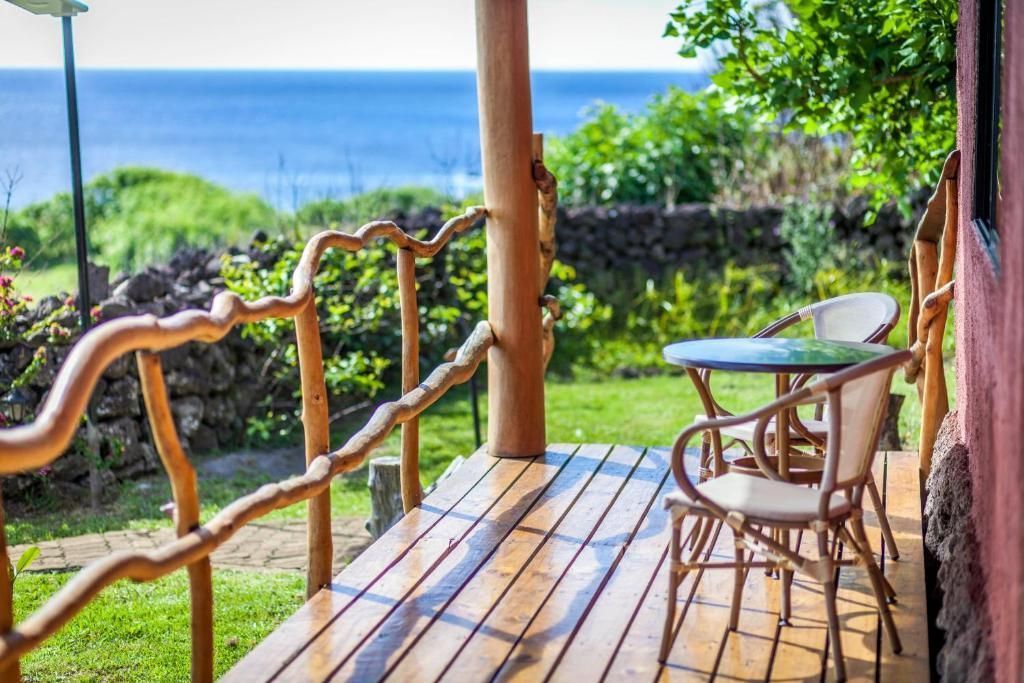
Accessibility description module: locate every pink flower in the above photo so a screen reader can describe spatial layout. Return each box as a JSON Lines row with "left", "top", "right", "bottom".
{"left": 21, "top": 295, "right": 32, "bottom": 302}
{"left": 8, "top": 247, "right": 24, "bottom": 259}
{"left": 0, "top": 276, "right": 13, "bottom": 288}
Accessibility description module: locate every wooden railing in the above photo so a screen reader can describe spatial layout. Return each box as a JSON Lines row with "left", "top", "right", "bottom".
{"left": 0, "top": 207, "right": 500, "bottom": 683}
{"left": 906, "top": 150, "right": 959, "bottom": 475}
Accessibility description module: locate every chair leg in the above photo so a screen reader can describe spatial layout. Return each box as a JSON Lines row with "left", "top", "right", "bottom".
{"left": 851, "top": 518, "right": 903, "bottom": 654}
{"left": 866, "top": 476, "right": 899, "bottom": 560}
{"left": 659, "top": 518, "right": 683, "bottom": 663}
{"left": 729, "top": 530, "right": 745, "bottom": 631}
{"left": 818, "top": 530, "right": 847, "bottom": 682}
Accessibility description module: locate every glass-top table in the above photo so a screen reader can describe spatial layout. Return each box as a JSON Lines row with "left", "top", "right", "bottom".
{"left": 662, "top": 337, "right": 895, "bottom": 374}
{"left": 662, "top": 337, "right": 897, "bottom": 481}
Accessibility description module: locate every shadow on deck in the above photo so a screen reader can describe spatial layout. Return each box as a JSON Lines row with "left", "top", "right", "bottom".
{"left": 225, "top": 445, "right": 929, "bottom": 682}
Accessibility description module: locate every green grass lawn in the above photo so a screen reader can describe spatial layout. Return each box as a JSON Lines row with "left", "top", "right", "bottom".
{"left": 17, "top": 264, "right": 80, "bottom": 301}
{"left": 13, "top": 570, "right": 304, "bottom": 682}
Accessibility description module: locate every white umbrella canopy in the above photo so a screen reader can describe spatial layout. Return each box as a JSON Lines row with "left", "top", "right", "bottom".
{"left": 4, "top": 0, "right": 87, "bottom": 16}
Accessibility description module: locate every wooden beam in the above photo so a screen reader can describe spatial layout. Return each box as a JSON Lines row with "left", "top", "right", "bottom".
{"left": 475, "top": 0, "right": 546, "bottom": 457}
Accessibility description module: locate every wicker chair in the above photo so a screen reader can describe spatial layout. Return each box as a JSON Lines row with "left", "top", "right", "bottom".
{"left": 659, "top": 349, "right": 910, "bottom": 682}
{"left": 691, "top": 292, "right": 902, "bottom": 559}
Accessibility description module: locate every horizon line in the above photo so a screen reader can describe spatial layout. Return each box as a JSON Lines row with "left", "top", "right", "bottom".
{"left": 0, "top": 65, "right": 707, "bottom": 74}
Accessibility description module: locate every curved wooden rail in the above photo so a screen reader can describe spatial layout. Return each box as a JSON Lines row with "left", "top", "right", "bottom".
{"left": 0, "top": 320, "right": 493, "bottom": 669}
{"left": 0, "top": 206, "right": 485, "bottom": 474}
{"left": 0, "top": 206, "right": 487, "bottom": 681}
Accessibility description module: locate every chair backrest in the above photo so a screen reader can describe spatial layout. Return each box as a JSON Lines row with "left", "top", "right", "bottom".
{"left": 801, "top": 292, "right": 900, "bottom": 344}
{"left": 818, "top": 350, "right": 908, "bottom": 496}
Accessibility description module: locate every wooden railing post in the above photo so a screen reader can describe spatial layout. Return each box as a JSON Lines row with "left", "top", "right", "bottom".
{"left": 475, "top": 0, "right": 547, "bottom": 458}
{"left": 0, "top": 492, "right": 19, "bottom": 683}
{"left": 397, "top": 248, "right": 423, "bottom": 511}
{"left": 295, "top": 300, "right": 333, "bottom": 597}
{"left": 137, "top": 351, "right": 213, "bottom": 683}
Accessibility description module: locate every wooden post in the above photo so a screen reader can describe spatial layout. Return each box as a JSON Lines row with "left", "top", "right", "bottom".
{"left": 295, "top": 301, "right": 333, "bottom": 598}
{"left": 475, "top": 0, "right": 546, "bottom": 457}
{"left": 919, "top": 179, "right": 957, "bottom": 473}
{"left": 137, "top": 352, "right": 213, "bottom": 683}
{"left": 397, "top": 248, "right": 422, "bottom": 511}
{"left": 0, "top": 492, "right": 19, "bottom": 683}
{"left": 365, "top": 456, "right": 404, "bottom": 539}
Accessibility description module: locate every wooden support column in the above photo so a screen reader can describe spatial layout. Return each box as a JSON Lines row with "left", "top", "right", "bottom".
{"left": 475, "top": 0, "right": 546, "bottom": 457}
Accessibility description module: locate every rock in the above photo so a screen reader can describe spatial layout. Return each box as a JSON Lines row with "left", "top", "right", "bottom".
{"left": 98, "top": 417, "right": 143, "bottom": 471}
{"left": 87, "top": 262, "right": 111, "bottom": 302}
{"left": 204, "top": 395, "right": 237, "bottom": 426}
{"left": 93, "top": 376, "right": 141, "bottom": 420}
{"left": 112, "top": 270, "right": 167, "bottom": 302}
{"left": 97, "top": 296, "right": 135, "bottom": 320}
{"left": 188, "top": 424, "right": 219, "bottom": 452}
{"left": 171, "top": 396, "right": 205, "bottom": 437}
{"left": 102, "top": 354, "right": 133, "bottom": 381}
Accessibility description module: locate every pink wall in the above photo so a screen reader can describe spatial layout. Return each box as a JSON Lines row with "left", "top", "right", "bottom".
{"left": 956, "top": 0, "right": 1024, "bottom": 680}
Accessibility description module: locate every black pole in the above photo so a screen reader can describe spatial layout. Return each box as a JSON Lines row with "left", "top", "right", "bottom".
{"left": 469, "top": 373, "right": 482, "bottom": 449}
{"left": 62, "top": 16, "right": 91, "bottom": 332}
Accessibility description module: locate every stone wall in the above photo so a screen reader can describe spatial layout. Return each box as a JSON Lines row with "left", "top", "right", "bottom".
{"left": 0, "top": 248, "right": 269, "bottom": 500}
{"left": 554, "top": 197, "right": 920, "bottom": 284}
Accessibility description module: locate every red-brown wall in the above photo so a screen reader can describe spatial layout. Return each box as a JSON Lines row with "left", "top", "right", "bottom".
{"left": 956, "top": 1, "right": 1024, "bottom": 680}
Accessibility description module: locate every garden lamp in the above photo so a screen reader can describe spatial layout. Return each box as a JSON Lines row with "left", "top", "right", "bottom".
{"left": 4, "top": 0, "right": 92, "bottom": 333}
{"left": 0, "top": 387, "right": 31, "bottom": 423}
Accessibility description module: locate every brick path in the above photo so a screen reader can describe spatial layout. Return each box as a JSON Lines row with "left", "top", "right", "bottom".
{"left": 9, "top": 517, "right": 372, "bottom": 573}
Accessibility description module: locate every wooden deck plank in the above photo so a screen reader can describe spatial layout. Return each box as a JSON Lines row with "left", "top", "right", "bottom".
{"left": 878, "top": 451, "right": 930, "bottom": 681}
{"left": 323, "top": 445, "right": 589, "bottom": 682}
{"left": 439, "top": 444, "right": 646, "bottom": 681}
{"left": 656, "top": 522, "right": 741, "bottom": 681}
{"left": 222, "top": 449, "right": 501, "bottom": 682}
{"left": 548, "top": 450, "right": 680, "bottom": 682}
{"left": 381, "top": 444, "right": 613, "bottom": 682}
{"left": 826, "top": 456, "right": 886, "bottom": 682}
{"left": 270, "top": 450, "right": 557, "bottom": 682}
{"left": 494, "top": 446, "right": 669, "bottom": 681}
{"left": 713, "top": 550, "right": 783, "bottom": 681}
{"left": 224, "top": 447, "right": 929, "bottom": 683}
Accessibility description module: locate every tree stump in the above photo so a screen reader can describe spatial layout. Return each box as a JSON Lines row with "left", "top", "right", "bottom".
{"left": 878, "top": 393, "right": 906, "bottom": 451}
{"left": 365, "top": 456, "right": 404, "bottom": 539}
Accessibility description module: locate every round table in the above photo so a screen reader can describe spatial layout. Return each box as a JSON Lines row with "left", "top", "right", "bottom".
{"left": 663, "top": 337, "right": 896, "bottom": 623}
{"left": 662, "top": 337, "right": 895, "bottom": 480}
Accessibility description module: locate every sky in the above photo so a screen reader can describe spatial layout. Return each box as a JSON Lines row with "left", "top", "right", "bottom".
{"left": 0, "top": 0, "right": 700, "bottom": 71}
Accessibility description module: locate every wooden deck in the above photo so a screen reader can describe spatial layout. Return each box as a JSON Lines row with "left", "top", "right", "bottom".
{"left": 225, "top": 445, "right": 929, "bottom": 682}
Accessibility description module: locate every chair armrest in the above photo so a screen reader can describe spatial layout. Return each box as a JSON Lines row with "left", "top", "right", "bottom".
{"left": 669, "top": 385, "right": 817, "bottom": 500}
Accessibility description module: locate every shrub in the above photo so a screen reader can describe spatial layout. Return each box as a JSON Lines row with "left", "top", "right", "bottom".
{"left": 221, "top": 222, "right": 605, "bottom": 443}
{"left": 779, "top": 202, "right": 839, "bottom": 294}
{"left": 9, "top": 168, "right": 275, "bottom": 271}
{"left": 297, "top": 186, "right": 450, "bottom": 229}
{"left": 581, "top": 259, "right": 921, "bottom": 377}
{"left": 546, "top": 88, "right": 759, "bottom": 206}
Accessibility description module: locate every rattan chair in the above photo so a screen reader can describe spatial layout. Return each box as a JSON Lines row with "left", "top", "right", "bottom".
{"left": 691, "top": 292, "right": 902, "bottom": 559}
{"left": 659, "top": 349, "right": 910, "bottom": 682}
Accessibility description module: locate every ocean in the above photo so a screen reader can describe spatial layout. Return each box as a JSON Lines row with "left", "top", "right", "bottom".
{"left": 0, "top": 69, "right": 706, "bottom": 209}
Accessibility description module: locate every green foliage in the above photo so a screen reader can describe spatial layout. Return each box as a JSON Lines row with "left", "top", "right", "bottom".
{"left": 297, "top": 186, "right": 450, "bottom": 228}
{"left": 547, "top": 87, "right": 758, "bottom": 206}
{"left": 7, "top": 545, "right": 40, "bottom": 587}
{"left": 584, "top": 258, "right": 917, "bottom": 375}
{"left": 222, "top": 223, "right": 603, "bottom": 443}
{"left": 666, "top": 0, "right": 958, "bottom": 214}
{"left": 779, "top": 202, "right": 838, "bottom": 293}
{"left": 9, "top": 167, "right": 275, "bottom": 271}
